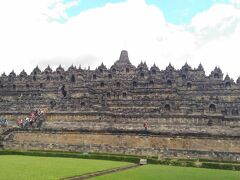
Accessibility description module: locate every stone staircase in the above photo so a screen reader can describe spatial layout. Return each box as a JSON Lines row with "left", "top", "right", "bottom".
{"left": 0, "top": 127, "right": 16, "bottom": 149}
{"left": 0, "top": 128, "right": 5, "bottom": 149}
{"left": 0, "top": 135, "right": 3, "bottom": 149}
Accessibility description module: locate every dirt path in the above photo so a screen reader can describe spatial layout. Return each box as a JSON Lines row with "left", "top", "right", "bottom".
{"left": 62, "top": 164, "right": 140, "bottom": 180}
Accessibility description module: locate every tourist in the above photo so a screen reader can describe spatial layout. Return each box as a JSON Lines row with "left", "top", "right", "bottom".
{"left": 143, "top": 122, "right": 148, "bottom": 131}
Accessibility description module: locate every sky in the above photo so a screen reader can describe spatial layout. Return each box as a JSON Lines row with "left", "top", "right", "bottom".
{"left": 0, "top": 0, "right": 240, "bottom": 79}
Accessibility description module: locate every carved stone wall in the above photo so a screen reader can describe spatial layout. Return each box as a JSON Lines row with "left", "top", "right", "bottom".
{"left": 3, "top": 130, "right": 240, "bottom": 161}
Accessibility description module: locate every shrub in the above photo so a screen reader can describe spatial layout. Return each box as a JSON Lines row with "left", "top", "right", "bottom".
{"left": 0, "top": 150, "right": 140, "bottom": 164}
{"left": 202, "top": 162, "right": 240, "bottom": 170}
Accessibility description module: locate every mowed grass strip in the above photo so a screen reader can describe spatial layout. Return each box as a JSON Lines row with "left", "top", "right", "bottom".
{"left": 0, "top": 155, "right": 132, "bottom": 180}
{"left": 91, "top": 164, "right": 240, "bottom": 180}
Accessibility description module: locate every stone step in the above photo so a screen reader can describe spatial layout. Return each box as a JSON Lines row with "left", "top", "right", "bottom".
{"left": 0, "top": 135, "right": 3, "bottom": 148}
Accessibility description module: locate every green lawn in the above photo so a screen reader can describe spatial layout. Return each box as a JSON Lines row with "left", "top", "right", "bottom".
{"left": 0, "top": 155, "right": 131, "bottom": 180}
{"left": 92, "top": 164, "right": 240, "bottom": 180}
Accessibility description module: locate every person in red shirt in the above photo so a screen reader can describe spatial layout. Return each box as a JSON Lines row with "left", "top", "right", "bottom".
{"left": 143, "top": 122, "right": 148, "bottom": 131}
{"left": 16, "top": 119, "right": 23, "bottom": 128}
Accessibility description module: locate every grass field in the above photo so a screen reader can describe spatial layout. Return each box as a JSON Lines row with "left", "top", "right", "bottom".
{"left": 92, "top": 164, "right": 240, "bottom": 180}
{"left": 0, "top": 155, "right": 131, "bottom": 180}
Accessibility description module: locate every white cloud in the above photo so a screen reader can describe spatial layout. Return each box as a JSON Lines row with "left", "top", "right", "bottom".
{"left": 231, "top": 0, "right": 240, "bottom": 4}
{"left": 0, "top": 0, "right": 240, "bottom": 80}
{"left": 188, "top": 3, "right": 240, "bottom": 78}
{"left": 43, "top": 0, "right": 81, "bottom": 22}
{"left": 189, "top": 4, "right": 240, "bottom": 41}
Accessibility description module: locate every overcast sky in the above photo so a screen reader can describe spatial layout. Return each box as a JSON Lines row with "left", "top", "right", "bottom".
{"left": 0, "top": 0, "right": 240, "bottom": 79}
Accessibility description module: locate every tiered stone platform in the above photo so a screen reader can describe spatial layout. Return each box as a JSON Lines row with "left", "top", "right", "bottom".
{"left": 1, "top": 51, "right": 240, "bottom": 161}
